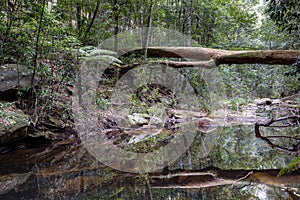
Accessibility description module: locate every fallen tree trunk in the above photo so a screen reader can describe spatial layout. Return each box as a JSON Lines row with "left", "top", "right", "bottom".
{"left": 124, "top": 47, "right": 300, "bottom": 67}
{"left": 150, "top": 166, "right": 300, "bottom": 188}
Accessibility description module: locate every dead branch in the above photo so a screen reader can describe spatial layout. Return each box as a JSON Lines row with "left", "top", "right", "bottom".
{"left": 254, "top": 115, "right": 300, "bottom": 153}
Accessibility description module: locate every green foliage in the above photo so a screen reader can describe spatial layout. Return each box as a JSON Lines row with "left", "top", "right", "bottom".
{"left": 227, "top": 97, "right": 251, "bottom": 111}
{"left": 219, "top": 64, "right": 299, "bottom": 99}
{"left": 265, "top": 0, "right": 300, "bottom": 33}
{"left": 78, "top": 46, "right": 122, "bottom": 65}
{"left": 0, "top": 1, "right": 80, "bottom": 65}
{"left": 0, "top": 102, "right": 29, "bottom": 126}
{"left": 77, "top": 46, "right": 122, "bottom": 110}
{"left": 278, "top": 156, "right": 300, "bottom": 177}
{"left": 95, "top": 89, "right": 112, "bottom": 110}
{"left": 258, "top": 18, "right": 298, "bottom": 50}
{"left": 1, "top": 0, "right": 298, "bottom": 134}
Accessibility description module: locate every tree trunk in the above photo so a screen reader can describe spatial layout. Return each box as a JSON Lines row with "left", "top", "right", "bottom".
{"left": 113, "top": 0, "right": 119, "bottom": 84}
{"left": 140, "top": 0, "right": 145, "bottom": 45}
{"left": 31, "top": 0, "right": 46, "bottom": 86}
{"left": 76, "top": 1, "right": 82, "bottom": 36}
{"left": 186, "top": 0, "right": 192, "bottom": 46}
{"left": 127, "top": 47, "right": 300, "bottom": 67}
{"left": 81, "top": 0, "right": 100, "bottom": 42}
{"left": 143, "top": 0, "right": 154, "bottom": 56}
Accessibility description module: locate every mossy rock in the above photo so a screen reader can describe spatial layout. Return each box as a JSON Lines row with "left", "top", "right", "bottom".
{"left": 0, "top": 102, "right": 30, "bottom": 145}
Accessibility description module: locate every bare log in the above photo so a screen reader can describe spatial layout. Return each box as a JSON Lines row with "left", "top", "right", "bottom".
{"left": 150, "top": 166, "right": 300, "bottom": 188}
{"left": 125, "top": 47, "right": 300, "bottom": 67}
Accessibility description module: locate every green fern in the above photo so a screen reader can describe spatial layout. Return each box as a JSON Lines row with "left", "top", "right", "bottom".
{"left": 80, "top": 46, "right": 95, "bottom": 51}
{"left": 88, "top": 49, "right": 117, "bottom": 57}
{"left": 278, "top": 156, "right": 300, "bottom": 177}
{"left": 96, "top": 55, "right": 122, "bottom": 64}
{"left": 78, "top": 46, "right": 122, "bottom": 65}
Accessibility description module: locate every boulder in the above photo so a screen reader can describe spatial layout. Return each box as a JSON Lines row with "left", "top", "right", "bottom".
{"left": 0, "top": 64, "right": 33, "bottom": 101}
{"left": 0, "top": 102, "right": 29, "bottom": 145}
{"left": 254, "top": 98, "right": 273, "bottom": 106}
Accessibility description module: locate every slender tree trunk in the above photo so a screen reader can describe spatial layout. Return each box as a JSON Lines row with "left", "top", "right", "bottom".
{"left": 186, "top": 0, "right": 192, "bottom": 46}
{"left": 31, "top": 0, "right": 46, "bottom": 86}
{"left": 140, "top": 0, "right": 145, "bottom": 45}
{"left": 6, "top": 0, "right": 14, "bottom": 35}
{"left": 76, "top": 1, "right": 82, "bottom": 36}
{"left": 134, "top": 0, "right": 140, "bottom": 29}
{"left": 181, "top": 7, "right": 186, "bottom": 36}
{"left": 175, "top": 0, "right": 180, "bottom": 30}
{"left": 113, "top": 0, "right": 119, "bottom": 52}
{"left": 143, "top": 0, "right": 154, "bottom": 56}
{"left": 81, "top": 0, "right": 100, "bottom": 42}
{"left": 113, "top": 0, "right": 119, "bottom": 84}
{"left": 204, "top": 24, "right": 209, "bottom": 47}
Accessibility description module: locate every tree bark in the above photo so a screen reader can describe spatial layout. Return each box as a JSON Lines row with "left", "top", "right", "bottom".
{"left": 127, "top": 47, "right": 300, "bottom": 67}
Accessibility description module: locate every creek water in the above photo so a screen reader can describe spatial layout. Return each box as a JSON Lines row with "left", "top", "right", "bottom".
{"left": 0, "top": 125, "right": 299, "bottom": 199}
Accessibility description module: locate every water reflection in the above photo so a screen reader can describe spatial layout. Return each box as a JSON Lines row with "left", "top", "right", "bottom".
{"left": 0, "top": 125, "right": 299, "bottom": 199}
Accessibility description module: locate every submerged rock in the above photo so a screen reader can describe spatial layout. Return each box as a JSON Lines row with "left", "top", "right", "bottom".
{"left": 127, "top": 113, "right": 150, "bottom": 126}
{"left": 0, "top": 172, "right": 32, "bottom": 195}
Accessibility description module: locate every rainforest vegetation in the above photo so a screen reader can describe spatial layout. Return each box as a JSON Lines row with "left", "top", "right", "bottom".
{"left": 0, "top": 0, "right": 299, "bottom": 199}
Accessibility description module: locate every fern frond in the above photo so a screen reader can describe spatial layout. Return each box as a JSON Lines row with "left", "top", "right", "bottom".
{"left": 278, "top": 156, "right": 300, "bottom": 177}
{"left": 89, "top": 49, "right": 117, "bottom": 57}
{"left": 94, "top": 55, "right": 122, "bottom": 64}
{"left": 80, "top": 46, "right": 96, "bottom": 51}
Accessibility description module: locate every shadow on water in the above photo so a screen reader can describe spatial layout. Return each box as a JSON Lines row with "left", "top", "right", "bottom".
{"left": 0, "top": 125, "right": 299, "bottom": 199}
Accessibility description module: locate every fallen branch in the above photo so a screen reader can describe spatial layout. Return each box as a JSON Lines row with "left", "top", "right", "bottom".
{"left": 119, "top": 59, "right": 216, "bottom": 69}
{"left": 254, "top": 115, "right": 300, "bottom": 153}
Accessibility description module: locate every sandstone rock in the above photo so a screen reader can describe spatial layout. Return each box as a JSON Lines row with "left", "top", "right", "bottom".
{"left": 0, "top": 64, "right": 34, "bottom": 101}
{"left": 0, "top": 102, "right": 29, "bottom": 145}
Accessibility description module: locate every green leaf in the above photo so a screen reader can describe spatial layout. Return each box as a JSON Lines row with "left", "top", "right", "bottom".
{"left": 278, "top": 157, "right": 300, "bottom": 177}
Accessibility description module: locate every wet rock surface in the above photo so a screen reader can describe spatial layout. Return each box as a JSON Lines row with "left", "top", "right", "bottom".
{"left": 0, "top": 172, "right": 32, "bottom": 195}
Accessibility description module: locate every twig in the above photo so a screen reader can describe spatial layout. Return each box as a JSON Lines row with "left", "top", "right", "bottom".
{"left": 232, "top": 171, "right": 253, "bottom": 186}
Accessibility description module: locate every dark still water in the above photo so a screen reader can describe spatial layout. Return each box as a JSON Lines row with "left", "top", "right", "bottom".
{"left": 0, "top": 125, "right": 299, "bottom": 199}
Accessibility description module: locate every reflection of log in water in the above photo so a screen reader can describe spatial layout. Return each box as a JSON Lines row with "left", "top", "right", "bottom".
{"left": 150, "top": 166, "right": 300, "bottom": 188}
